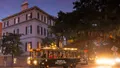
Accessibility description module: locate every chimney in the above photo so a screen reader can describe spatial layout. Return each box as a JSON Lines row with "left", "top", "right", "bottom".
{"left": 21, "top": 0, "right": 29, "bottom": 11}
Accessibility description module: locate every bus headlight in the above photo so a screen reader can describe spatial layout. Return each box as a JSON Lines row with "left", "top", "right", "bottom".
{"left": 27, "top": 60, "right": 31, "bottom": 65}
{"left": 33, "top": 60, "right": 38, "bottom": 65}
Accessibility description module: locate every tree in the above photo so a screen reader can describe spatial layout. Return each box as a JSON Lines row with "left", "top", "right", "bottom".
{"left": 0, "top": 33, "right": 23, "bottom": 66}
{"left": 41, "top": 37, "right": 55, "bottom": 47}
{"left": 50, "top": 0, "right": 120, "bottom": 57}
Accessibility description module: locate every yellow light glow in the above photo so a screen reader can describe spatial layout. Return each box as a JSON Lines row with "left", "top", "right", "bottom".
{"left": 27, "top": 60, "right": 31, "bottom": 65}
{"left": 96, "top": 58, "right": 115, "bottom": 65}
{"left": 33, "top": 60, "right": 38, "bottom": 65}
{"left": 27, "top": 57, "right": 32, "bottom": 65}
{"left": 115, "top": 58, "right": 120, "bottom": 63}
{"left": 13, "top": 58, "right": 17, "bottom": 64}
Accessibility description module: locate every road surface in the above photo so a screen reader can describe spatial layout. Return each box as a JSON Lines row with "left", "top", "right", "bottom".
{"left": 76, "top": 62, "right": 120, "bottom": 68}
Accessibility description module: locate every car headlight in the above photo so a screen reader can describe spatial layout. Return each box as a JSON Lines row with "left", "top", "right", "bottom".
{"left": 96, "top": 58, "right": 115, "bottom": 65}
{"left": 115, "top": 58, "right": 120, "bottom": 63}
{"left": 33, "top": 60, "right": 38, "bottom": 65}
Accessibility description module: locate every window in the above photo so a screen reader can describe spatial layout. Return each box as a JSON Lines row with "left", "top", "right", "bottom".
{"left": 4, "top": 21, "right": 9, "bottom": 27}
{"left": 13, "top": 29, "right": 19, "bottom": 34}
{"left": 7, "top": 21, "right": 9, "bottom": 27}
{"left": 37, "top": 42, "right": 41, "bottom": 48}
{"left": 50, "top": 20, "right": 54, "bottom": 26}
{"left": 44, "top": 28, "right": 46, "bottom": 36}
{"left": 37, "top": 13, "right": 39, "bottom": 19}
{"left": 26, "top": 25, "right": 32, "bottom": 35}
{"left": 47, "top": 19, "right": 51, "bottom": 25}
{"left": 26, "top": 13, "right": 32, "bottom": 20}
{"left": 3, "top": 33, "right": 5, "bottom": 36}
{"left": 25, "top": 42, "right": 32, "bottom": 51}
{"left": 44, "top": 16, "right": 47, "bottom": 23}
{"left": 41, "top": 15, "right": 43, "bottom": 22}
{"left": 41, "top": 27, "right": 43, "bottom": 35}
{"left": 37, "top": 25, "right": 41, "bottom": 34}
{"left": 3, "top": 22, "right": 5, "bottom": 28}
{"left": 14, "top": 17, "right": 20, "bottom": 24}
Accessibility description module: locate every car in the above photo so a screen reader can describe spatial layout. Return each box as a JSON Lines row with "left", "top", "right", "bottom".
{"left": 79, "top": 57, "right": 88, "bottom": 65}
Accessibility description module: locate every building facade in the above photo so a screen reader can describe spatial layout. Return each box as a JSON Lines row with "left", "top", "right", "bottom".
{"left": 1, "top": 1, "right": 55, "bottom": 66}
{"left": 0, "top": 22, "right": 2, "bottom": 39}
{"left": 2, "top": 1, "right": 55, "bottom": 53}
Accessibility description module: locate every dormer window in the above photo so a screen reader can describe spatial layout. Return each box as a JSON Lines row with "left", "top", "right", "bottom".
{"left": 26, "top": 13, "right": 32, "bottom": 20}
{"left": 14, "top": 17, "right": 20, "bottom": 24}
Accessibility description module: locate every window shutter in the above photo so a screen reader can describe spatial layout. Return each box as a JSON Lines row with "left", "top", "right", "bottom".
{"left": 30, "top": 25, "right": 32, "bottom": 34}
{"left": 41, "top": 27, "right": 43, "bottom": 35}
{"left": 25, "top": 42, "right": 27, "bottom": 51}
{"left": 37, "top": 26, "right": 39, "bottom": 34}
{"left": 26, "top": 27, "right": 27, "bottom": 35}
{"left": 37, "top": 13, "right": 39, "bottom": 19}
{"left": 13, "top": 30, "right": 15, "bottom": 34}
{"left": 44, "top": 28, "right": 46, "bottom": 36}
{"left": 18, "top": 17, "right": 20, "bottom": 23}
{"left": 17, "top": 29, "right": 19, "bottom": 34}
{"left": 14, "top": 19, "right": 15, "bottom": 24}
{"left": 30, "top": 13, "right": 32, "bottom": 19}
{"left": 26, "top": 14, "right": 28, "bottom": 20}
{"left": 7, "top": 21, "right": 9, "bottom": 26}
{"left": 37, "top": 42, "right": 39, "bottom": 48}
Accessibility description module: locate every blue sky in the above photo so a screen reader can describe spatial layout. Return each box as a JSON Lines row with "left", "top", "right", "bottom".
{"left": 0, "top": 0, "right": 75, "bottom": 21}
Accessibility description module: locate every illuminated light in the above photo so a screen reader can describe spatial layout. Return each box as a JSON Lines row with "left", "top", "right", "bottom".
{"left": 42, "top": 62, "right": 44, "bottom": 65}
{"left": 27, "top": 56, "right": 32, "bottom": 60}
{"left": 29, "top": 49, "right": 33, "bottom": 52}
{"left": 96, "top": 58, "right": 115, "bottom": 65}
{"left": 27, "top": 60, "right": 31, "bottom": 65}
{"left": 36, "top": 48, "right": 40, "bottom": 51}
{"left": 97, "top": 66, "right": 112, "bottom": 68}
{"left": 47, "top": 65, "right": 49, "bottom": 68}
{"left": 27, "top": 57, "right": 32, "bottom": 65}
{"left": 109, "top": 35, "right": 113, "bottom": 38}
{"left": 33, "top": 60, "right": 38, "bottom": 65}
{"left": 115, "top": 58, "right": 120, "bottom": 63}
{"left": 13, "top": 58, "right": 17, "bottom": 64}
{"left": 45, "top": 59, "right": 47, "bottom": 62}
{"left": 63, "top": 48, "right": 77, "bottom": 51}
{"left": 84, "top": 49, "right": 88, "bottom": 53}
{"left": 70, "top": 64, "right": 73, "bottom": 66}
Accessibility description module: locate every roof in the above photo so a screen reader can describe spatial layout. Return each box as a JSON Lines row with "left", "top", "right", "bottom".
{"left": 63, "top": 40, "right": 86, "bottom": 49}
{"left": 2, "top": 6, "right": 55, "bottom": 21}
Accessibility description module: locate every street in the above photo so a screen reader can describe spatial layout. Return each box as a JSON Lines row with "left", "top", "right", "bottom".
{"left": 76, "top": 62, "right": 120, "bottom": 68}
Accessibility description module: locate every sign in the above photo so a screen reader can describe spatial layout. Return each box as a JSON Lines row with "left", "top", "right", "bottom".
{"left": 84, "top": 49, "right": 88, "bottom": 53}
{"left": 55, "top": 60, "right": 66, "bottom": 65}
{"left": 111, "top": 46, "right": 118, "bottom": 52}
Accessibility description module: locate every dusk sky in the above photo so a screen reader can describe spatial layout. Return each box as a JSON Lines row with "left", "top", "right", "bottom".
{"left": 0, "top": 0, "right": 76, "bottom": 21}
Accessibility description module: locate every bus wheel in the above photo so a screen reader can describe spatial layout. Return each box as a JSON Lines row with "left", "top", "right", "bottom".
{"left": 40, "top": 66, "right": 46, "bottom": 68}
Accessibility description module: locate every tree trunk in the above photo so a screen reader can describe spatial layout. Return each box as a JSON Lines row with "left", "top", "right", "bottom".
{"left": 56, "top": 36, "right": 60, "bottom": 47}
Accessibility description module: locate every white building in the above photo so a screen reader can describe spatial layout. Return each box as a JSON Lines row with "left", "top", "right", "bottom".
{"left": 2, "top": 1, "right": 55, "bottom": 55}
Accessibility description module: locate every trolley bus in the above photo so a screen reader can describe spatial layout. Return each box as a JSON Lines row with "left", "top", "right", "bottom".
{"left": 27, "top": 47, "right": 79, "bottom": 68}
{"left": 27, "top": 47, "right": 80, "bottom": 68}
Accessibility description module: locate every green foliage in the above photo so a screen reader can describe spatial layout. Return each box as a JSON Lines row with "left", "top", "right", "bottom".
{"left": 0, "top": 33, "right": 23, "bottom": 56}
{"left": 41, "top": 37, "right": 55, "bottom": 47}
